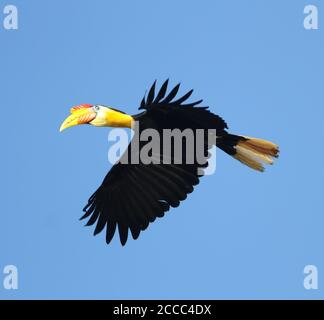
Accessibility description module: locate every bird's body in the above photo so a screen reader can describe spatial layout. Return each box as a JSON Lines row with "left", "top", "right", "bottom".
{"left": 60, "top": 80, "right": 279, "bottom": 245}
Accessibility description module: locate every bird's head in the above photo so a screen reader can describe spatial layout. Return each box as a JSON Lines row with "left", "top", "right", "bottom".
{"left": 59, "top": 104, "right": 133, "bottom": 132}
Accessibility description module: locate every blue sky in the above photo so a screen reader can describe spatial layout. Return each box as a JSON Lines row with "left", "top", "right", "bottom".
{"left": 0, "top": 0, "right": 323, "bottom": 299}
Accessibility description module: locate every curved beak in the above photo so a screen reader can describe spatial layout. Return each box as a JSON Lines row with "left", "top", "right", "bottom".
{"left": 59, "top": 105, "right": 96, "bottom": 132}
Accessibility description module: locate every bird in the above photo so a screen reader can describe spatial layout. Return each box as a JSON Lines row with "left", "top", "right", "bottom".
{"left": 60, "top": 80, "right": 279, "bottom": 245}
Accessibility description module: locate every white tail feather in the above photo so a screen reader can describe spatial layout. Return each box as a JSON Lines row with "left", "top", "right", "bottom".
{"left": 234, "top": 136, "right": 279, "bottom": 172}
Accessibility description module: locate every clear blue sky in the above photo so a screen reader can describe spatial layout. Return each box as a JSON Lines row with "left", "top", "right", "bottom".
{"left": 1, "top": 0, "right": 323, "bottom": 299}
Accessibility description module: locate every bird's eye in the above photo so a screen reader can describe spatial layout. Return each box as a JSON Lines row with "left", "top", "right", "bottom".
{"left": 93, "top": 105, "right": 100, "bottom": 112}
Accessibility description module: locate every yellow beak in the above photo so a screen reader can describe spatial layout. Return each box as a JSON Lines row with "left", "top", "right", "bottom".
{"left": 59, "top": 106, "right": 96, "bottom": 132}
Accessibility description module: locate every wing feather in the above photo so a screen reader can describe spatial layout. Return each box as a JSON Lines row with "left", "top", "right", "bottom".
{"left": 81, "top": 80, "right": 228, "bottom": 245}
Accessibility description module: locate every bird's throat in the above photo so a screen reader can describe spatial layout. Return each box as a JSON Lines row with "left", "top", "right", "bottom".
{"left": 108, "top": 110, "right": 134, "bottom": 128}
{"left": 93, "top": 108, "right": 134, "bottom": 128}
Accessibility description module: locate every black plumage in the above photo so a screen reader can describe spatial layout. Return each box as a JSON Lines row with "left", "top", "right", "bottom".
{"left": 81, "top": 80, "right": 230, "bottom": 245}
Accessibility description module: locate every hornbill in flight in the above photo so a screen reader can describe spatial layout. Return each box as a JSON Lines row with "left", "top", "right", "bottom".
{"left": 60, "top": 80, "right": 279, "bottom": 245}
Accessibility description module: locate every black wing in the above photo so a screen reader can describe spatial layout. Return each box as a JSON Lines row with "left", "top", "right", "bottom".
{"left": 81, "top": 80, "right": 228, "bottom": 245}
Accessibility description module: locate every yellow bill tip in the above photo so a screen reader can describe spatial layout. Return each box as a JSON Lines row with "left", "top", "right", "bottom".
{"left": 59, "top": 106, "right": 96, "bottom": 132}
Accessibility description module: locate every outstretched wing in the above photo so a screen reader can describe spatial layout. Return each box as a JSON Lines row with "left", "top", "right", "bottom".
{"left": 81, "top": 80, "right": 228, "bottom": 245}
{"left": 139, "top": 79, "right": 228, "bottom": 131}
